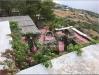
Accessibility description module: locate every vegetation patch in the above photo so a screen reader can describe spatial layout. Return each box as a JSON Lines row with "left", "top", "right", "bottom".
{"left": 67, "top": 44, "right": 84, "bottom": 56}
{"left": 3, "top": 21, "right": 97, "bottom": 72}
{"left": 3, "top": 21, "right": 58, "bottom": 70}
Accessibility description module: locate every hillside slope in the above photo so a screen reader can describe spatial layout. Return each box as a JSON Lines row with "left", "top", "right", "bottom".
{"left": 53, "top": 4, "right": 99, "bottom": 39}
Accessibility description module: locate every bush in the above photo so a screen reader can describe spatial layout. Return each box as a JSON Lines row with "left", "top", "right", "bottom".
{"left": 10, "top": 22, "right": 31, "bottom": 70}
{"left": 33, "top": 44, "right": 57, "bottom": 68}
{"left": 90, "top": 39, "right": 99, "bottom": 45}
{"left": 67, "top": 44, "right": 83, "bottom": 56}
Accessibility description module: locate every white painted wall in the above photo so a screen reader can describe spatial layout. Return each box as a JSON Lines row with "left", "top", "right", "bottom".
{"left": 0, "top": 21, "right": 12, "bottom": 70}
{"left": 17, "top": 64, "right": 49, "bottom": 74}
{"left": 0, "top": 21, "right": 12, "bottom": 53}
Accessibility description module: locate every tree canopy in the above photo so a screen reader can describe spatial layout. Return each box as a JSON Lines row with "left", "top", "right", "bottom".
{"left": 0, "top": 0, "right": 55, "bottom": 22}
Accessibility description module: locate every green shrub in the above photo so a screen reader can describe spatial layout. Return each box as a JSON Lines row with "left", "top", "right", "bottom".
{"left": 90, "top": 39, "right": 99, "bottom": 45}
{"left": 33, "top": 42, "right": 57, "bottom": 68}
{"left": 10, "top": 22, "right": 30, "bottom": 69}
{"left": 67, "top": 44, "right": 83, "bottom": 56}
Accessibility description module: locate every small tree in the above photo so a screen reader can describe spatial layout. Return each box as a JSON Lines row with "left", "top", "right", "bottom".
{"left": 40, "top": 0, "right": 55, "bottom": 21}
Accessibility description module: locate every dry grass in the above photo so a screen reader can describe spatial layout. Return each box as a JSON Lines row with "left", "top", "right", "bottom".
{"left": 53, "top": 9, "right": 98, "bottom": 24}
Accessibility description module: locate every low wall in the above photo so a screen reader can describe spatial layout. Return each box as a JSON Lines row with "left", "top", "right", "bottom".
{"left": 17, "top": 44, "right": 99, "bottom": 74}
